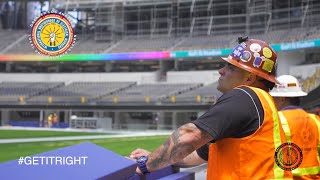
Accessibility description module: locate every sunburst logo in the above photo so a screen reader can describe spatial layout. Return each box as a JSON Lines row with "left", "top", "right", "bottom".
{"left": 29, "top": 10, "right": 76, "bottom": 56}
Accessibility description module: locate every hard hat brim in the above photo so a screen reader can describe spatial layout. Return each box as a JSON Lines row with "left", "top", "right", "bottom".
{"left": 269, "top": 91, "right": 307, "bottom": 97}
{"left": 222, "top": 56, "right": 279, "bottom": 84}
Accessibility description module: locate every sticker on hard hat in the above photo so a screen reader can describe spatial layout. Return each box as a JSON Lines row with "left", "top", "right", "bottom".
{"left": 262, "top": 59, "right": 274, "bottom": 72}
{"left": 250, "top": 43, "right": 262, "bottom": 53}
{"left": 287, "top": 83, "right": 297, "bottom": 87}
{"left": 253, "top": 57, "right": 263, "bottom": 67}
{"left": 263, "top": 47, "right": 273, "bottom": 58}
{"left": 240, "top": 42, "right": 247, "bottom": 48}
{"left": 240, "top": 51, "right": 251, "bottom": 62}
{"left": 254, "top": 52, "right": 260, "bottom": 58}
{"left": 231, "top": 44, "right": 245, "bottom": 58}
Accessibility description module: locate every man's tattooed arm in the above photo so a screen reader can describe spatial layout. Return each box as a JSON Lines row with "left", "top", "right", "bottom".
{"left": 146, "top": 123, "right": 212, "bottom": 172}
{"left": 173, "top": 150, "right": 207, "bottom": 168}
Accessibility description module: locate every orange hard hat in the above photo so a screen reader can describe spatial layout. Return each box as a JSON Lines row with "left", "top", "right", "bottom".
{"left": 222, "top": 38, "right": 278, "bottom": 84}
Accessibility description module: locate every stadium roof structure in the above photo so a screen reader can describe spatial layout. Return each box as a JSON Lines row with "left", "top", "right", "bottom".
{"left": 1, "top": 0, "right": 320, "bottom": 61}
{"left": 51, "top": 0, "right": 175, "bottom": 10}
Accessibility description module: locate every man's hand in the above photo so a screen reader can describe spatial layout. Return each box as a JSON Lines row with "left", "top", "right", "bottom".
{"left": 136, "top": 166, "right": 143, "bottom": 175}
{"left": 129, "top": 148, "right": 150, "bottom": 159}
{"left": 129, "top": 149, "right": 151, "bottom": 175}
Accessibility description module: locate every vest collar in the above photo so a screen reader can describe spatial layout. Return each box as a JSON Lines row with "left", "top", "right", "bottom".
{"left": 281, "top": 105, "right": 303, "bottom": 111}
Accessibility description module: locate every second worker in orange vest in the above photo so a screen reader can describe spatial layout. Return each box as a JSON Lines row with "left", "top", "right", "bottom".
{"left": 270, "top": 75, "right": 320, "bottom": 180}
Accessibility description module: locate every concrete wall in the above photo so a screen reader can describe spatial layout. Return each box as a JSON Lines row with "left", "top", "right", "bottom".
{"left": 277, "top": 50, "right": 306, "bottom": 76}
{"left": 166, "top": 70, "right": 219, "bottom": 85}
{"left": 289, "top": 63, "right": 320, "bottom": 79}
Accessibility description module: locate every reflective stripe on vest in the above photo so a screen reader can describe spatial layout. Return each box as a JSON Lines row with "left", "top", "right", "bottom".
{"left": 278, "top": 112, "right": 292, "bottom": 142}
{"left": 254, "top": 88, "right": 284, "bottom": 179}
{"left": 278, "top": 112, "right": 320, "bottom": 176}
{"left": 309, "top": 114, "right": 320, "bottom": 163}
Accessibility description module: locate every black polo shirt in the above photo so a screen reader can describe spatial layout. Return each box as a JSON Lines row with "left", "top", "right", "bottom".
{"left": 192, "top": 86, "right": 265, "bottom": 160}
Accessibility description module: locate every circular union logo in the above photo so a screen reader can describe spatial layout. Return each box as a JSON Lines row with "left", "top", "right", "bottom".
{"left": 30, "top": 12, "right": 75, "bottom": 56}
{"left": 274, "top": 142, "right": 303, "bottom": 171}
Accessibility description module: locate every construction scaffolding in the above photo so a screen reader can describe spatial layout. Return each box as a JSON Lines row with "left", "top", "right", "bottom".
{"left": 47, "top": 0, "right": 320, "bottom": 42}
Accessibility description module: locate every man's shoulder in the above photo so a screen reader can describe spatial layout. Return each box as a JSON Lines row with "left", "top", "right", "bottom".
{"left": 281, "top": 109, "right": 314, "bottom": 120}
{"left": 218, "top": 86, "right": 259, "bottom": 104}
{"left": 226, "top": 86, "right": 257, "bottom": 97}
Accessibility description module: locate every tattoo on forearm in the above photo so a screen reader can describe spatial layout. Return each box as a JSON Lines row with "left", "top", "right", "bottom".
{"left": 149, "top": 124, "right": 201, "bottom": 169}
{"left": 177, "top": 151, "right": 197, "bottom": 167}
{"left": 150, "top": 138, "right": 171, "bottom": 169}
{"left": 170, "top": 143, "right": 194, "bottom": 160}
{"left": 172, "top": 128, "right": 181, "bottom": 145}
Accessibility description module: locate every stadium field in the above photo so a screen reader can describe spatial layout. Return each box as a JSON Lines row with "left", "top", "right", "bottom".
{"left": 0, "top": 129, "right": 110, "bottom": 139}
{"left": 0, "top": 135, "right": 168, "bottom": 163}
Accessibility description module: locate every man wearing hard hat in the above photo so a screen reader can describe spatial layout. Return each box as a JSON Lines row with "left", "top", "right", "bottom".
{"left": 130, "top": 37, "right": 292, "bottom": 179}
{"left": 270, "top": 75, "right": 320, "bottom": 179}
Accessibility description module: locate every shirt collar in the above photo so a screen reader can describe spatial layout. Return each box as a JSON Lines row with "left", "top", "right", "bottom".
{"left": 281, "top": 105, "right": 303, "bottom": 111}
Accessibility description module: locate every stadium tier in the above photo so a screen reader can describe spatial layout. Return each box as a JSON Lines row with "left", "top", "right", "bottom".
{"left": 162, "top": 82, "right": 222, "bottom": 105}
{"left": 97, "top": 83, "right": 203, "bottom": 104}
{"left": 0, "top": 81, "right": 218, "bottom": 105}
{"left": 28, "top": 81, "right": 136, "bottom": 104}
{"left": 0, "top": 82, "right": 64, "bottom": 104}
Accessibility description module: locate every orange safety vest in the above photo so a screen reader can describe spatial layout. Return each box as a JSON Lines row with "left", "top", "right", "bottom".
{"left": 278, "top": 110, "right": 320, "bottom": 180}
{"left": 207, "top": 86, "right": 292, "bottom": 180}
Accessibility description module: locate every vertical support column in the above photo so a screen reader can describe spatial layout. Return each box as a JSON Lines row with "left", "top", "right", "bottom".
{"left": 5, "top": 62, "right": 12, "bottom": 72}
{"left": 114, "top": 111, "right": 121, "bottom": 130}
{"left": 40, "top": 110, "right": 44, "bottom": 127}
{"left": 157, "top": 112, "right": 165, "bottom": 130}
{"left": 190, "top": 0, "right": 195, "bottom": 13}
{"left": 158, "top": 60, "right": 165, "bottom": 81}
{"left": 1, "top": 109, "right": 10, "bottom": 126}
{"left": 94, "top": 111, "right": 104, "bottom": 118}
{"left": 172, "top": 112, "right": 177, "bottom": 130}
{"left": 99, "top": 111, "right": 104, "bottom": 118}
{"left": 64, "top": 110, "right": 71, "bottom": 124}
{"left": 105, "top": 62, "right": 113, "bottom": 72}
{"left": 190, "top": 18, "right": 195, "bottom": 35}
{"left": 174, "top": 59, "right": 179, "bottom": 71}
{"left": 207, "top": 16, "right": 213, "bottom": 35}
{"left": 159, "top": 60, "right": 174, "bottom": 81}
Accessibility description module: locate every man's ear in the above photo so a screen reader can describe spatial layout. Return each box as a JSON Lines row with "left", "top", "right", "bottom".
{"left": 244, "top": 73, "right": 256, "bottom": 86}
